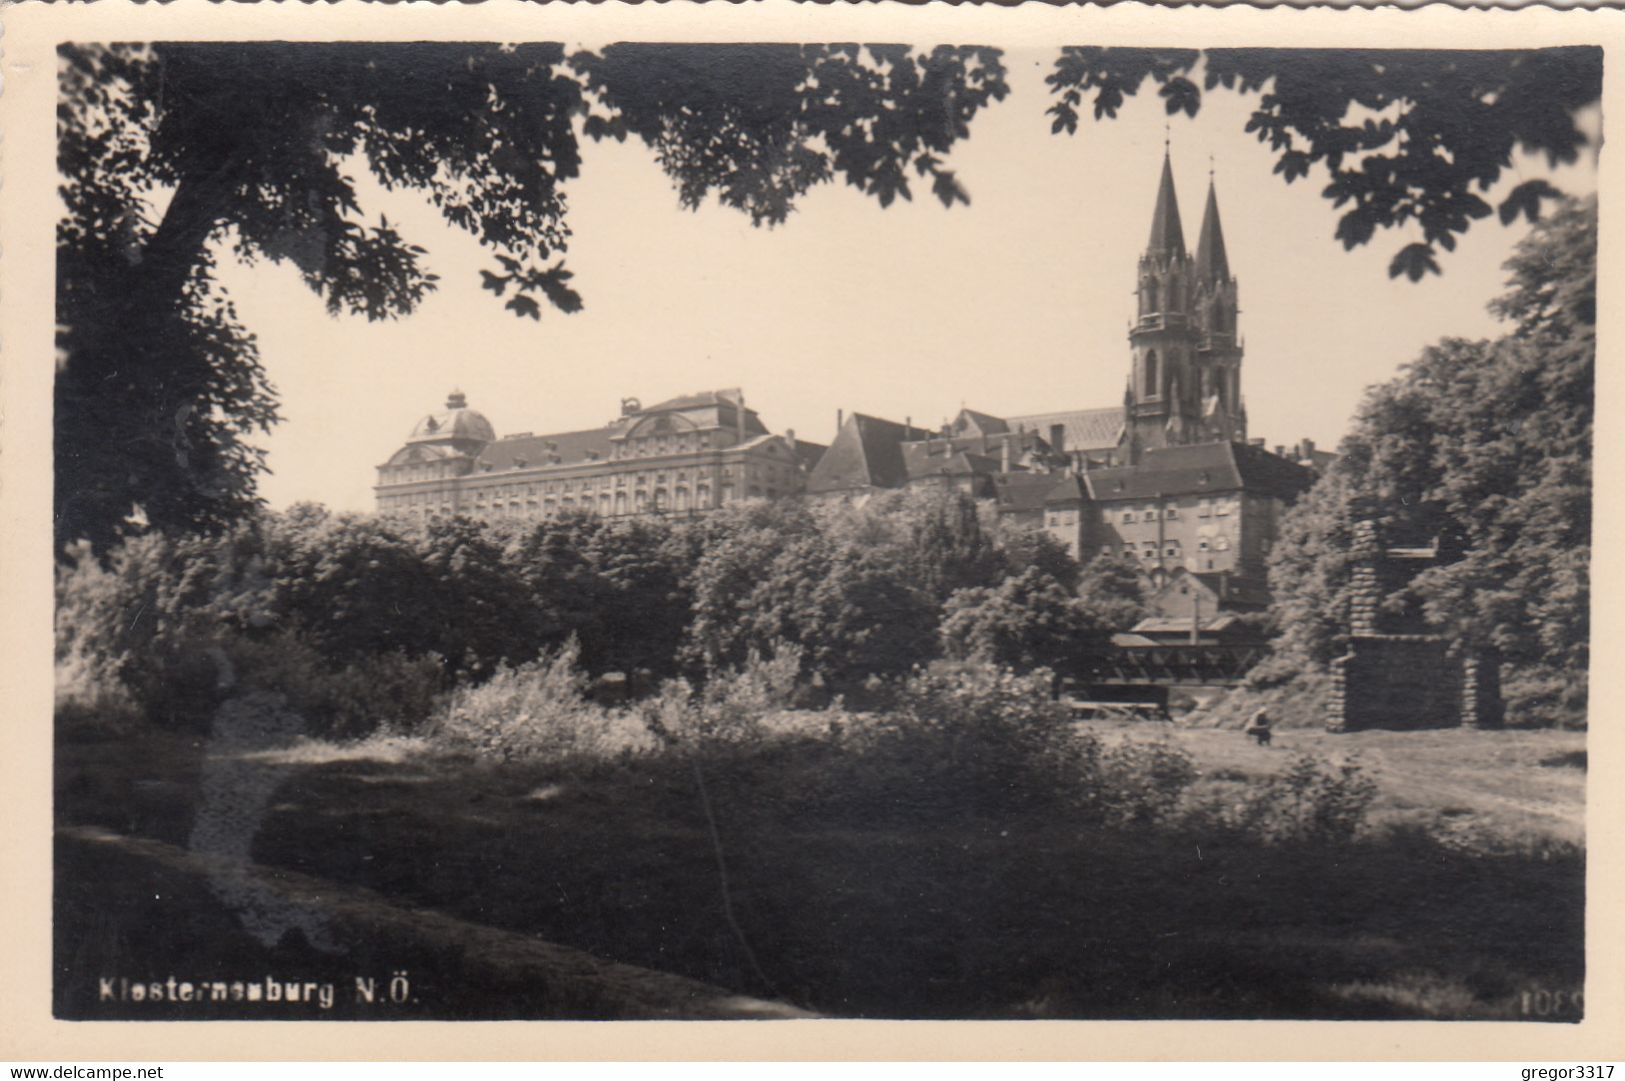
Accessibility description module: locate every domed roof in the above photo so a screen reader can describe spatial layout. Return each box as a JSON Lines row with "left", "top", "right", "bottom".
{"left": 407, "top": 390, "right": 496, "bottom": 445}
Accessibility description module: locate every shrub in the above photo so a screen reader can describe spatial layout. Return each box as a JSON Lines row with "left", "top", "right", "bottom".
{"left": 1191, "top": 752, "right": 1379, "bottom": 845}
{"left": 643, "top": 642, "right": 806, "bottom": 750}
{"left": 846, "top": 659, "right": 1090, "bottom": 816}
{"left": 1097, "top": 737, "right": 1199, "bottom": 827}
{"left": 224, "top": 632, "right": 444, "bottom": 741}
{"left": 432, "top": 638, "right": 657, "bottom": 762}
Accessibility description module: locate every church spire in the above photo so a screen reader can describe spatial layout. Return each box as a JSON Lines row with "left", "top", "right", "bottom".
{"left": 1146, "top": 150, "right": 1186, "bottom": 259}
{"left": 1194, "top": 177, "right": 1230, "bottom": 283}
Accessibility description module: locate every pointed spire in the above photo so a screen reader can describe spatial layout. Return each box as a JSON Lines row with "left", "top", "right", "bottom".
{"left": 1195, "top": 177, "right": 1230, "bottom": 283}
{"left": 1147, "top": 150, "right": 1186, "bottom": 259}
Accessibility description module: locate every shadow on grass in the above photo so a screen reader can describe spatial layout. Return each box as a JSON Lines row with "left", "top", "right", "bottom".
{"left": 55, "top": 727, "right": 1584, "bottom": 1021}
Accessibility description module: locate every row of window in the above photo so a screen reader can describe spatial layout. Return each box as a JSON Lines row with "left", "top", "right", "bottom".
{"left": 1108, "top": 535, "right": 1233, "bottom": 560}
{"left": 390, "top": 482, "right": 787, "bottom": 520}
{"left": 1120, "top": 499, "right": 1232, "bottom": 524}
{"left": 454, "top": 461, "right": 795, "bottom": 501}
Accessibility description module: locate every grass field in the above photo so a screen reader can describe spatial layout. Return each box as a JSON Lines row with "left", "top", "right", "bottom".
{"left": 54, "top": 715, "right": 1585, "bottom": 1020}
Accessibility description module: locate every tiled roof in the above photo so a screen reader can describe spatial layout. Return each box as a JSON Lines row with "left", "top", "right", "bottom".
{"left": 1005, "top": 406, "right": 1123, "bottom": 453}
{"left": 806, "top": 413, "right": 934, "bottom": 493}
{"left": 990, "top": 472, "right": 1059, "bottom": 513}
{"left": 1131, "top": 614, "right": 1242, "bottom": 635}
{"left": 901, "top": 433, "right": 1037, "bottom": 481}
{"left": 1043, "top": 474, "right": 1090, "bottom": 505}
{"left": 1084, "top": 441, "right": 1313, "bottom": 502}
{"left": 790, "top": 440, "right": 828, "bottom": 472}
{"left": 643, "top": 389, "right": 744, "bottom": 412}
{"left": 475, "top": 427, "right": 618, "bottom": 471}
{"left": 953, "top": 409, "right": 1010, "bottom": 437}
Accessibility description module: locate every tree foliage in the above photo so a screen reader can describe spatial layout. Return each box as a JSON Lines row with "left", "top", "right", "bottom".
{"left": 1262, "top": 197, "right": 1593, "bottom": 725}
{"left": 55, "top": 42, "right": 1008, "bottom": 554}
{"left": 58, "top": 43, "right": 1599, "bottom": 558}
{"left": 1047, "top": 47, "right": 1600, "bottom": 279}
{"left": 940, "top": 568, "right": 1111, "bottom": 678}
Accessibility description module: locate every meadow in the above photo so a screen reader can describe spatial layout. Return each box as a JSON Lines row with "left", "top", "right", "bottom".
{"left": 55, "top": 689, "right": 1584, "bottom": 1021}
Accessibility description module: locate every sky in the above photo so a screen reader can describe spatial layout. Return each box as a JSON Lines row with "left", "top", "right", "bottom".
{"left": 207, "top": 48, "right": 1601, "bottom": 513}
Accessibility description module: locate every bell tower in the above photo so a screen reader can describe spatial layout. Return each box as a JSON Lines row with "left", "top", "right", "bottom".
{"left": 1192, "top": 171, "right": 1246, "bottom": 444}
{"left": 1125, "top": 150, "right": 1200, "bottom": 463}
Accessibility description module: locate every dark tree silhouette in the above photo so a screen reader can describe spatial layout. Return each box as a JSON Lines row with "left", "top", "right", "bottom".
{"left": 1047, "top": 47, "right": 1600, "bottom": 280}
{"left": 55, "top": 42, "right": 1008, "bottom": 554}
{"left": 59, "top": 43, "right": 1599, "bottom": 557}
{"left": 1260, "top": 198, "right": 1594, "bottom": 726}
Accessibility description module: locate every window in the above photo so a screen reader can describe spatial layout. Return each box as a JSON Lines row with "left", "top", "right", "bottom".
{"left": 1198, "top": 539, "right": 1209, "bottom": 551}
{"left": 1164, "top": 544, "right": 1180, "bottom": 558}
{"left": 1165, "top": 506, "right": 1179, "bottom": 519}
{"left": 1198, "top": 499, "right": 1212, "bottom": 518}
{"left": 1122, "top": 511, "right": 1135, "bottom": 524}
{"left": 1143, "top": 506, "right": 1158, "bottom": 520}
{"left": 1145, "top": 350, "right": 1160, "bottom": 397}
{"left": 1216, "top": 500, "right": 1231, "bottom": 517}
{"left": 1101, "top": 546, "right": 1115, "bottom": 557}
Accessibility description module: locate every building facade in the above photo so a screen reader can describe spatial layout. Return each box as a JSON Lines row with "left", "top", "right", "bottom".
{"left": 375, "top": 151, "right": 1321, "bottom": 615}
{"left": 376, "top": 389, "right": 823, "bottom": 522}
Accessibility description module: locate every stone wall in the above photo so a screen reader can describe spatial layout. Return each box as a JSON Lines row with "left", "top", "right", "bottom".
{"left": 1326, "top": 520, "right": 1503, "bottom": 732}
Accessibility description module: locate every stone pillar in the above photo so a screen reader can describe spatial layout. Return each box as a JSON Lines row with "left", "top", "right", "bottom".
{"left": 1327, "top": 651, "right": 1353, "bottom": 732}
{"left": 1347, "top": 519, "right": 1384, "bottom": 637}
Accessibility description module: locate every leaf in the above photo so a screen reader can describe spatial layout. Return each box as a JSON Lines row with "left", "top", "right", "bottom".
{"left": 479, "top": 269, "right": 508, "bottom": 296}
{"left": 505, "top": 294, "right": 542, "bottom": 320}
{"left": 1498, "top": 179, "right": 1561, "bottom": 226}
{"left": 931, "top": 170, "right": 969, "bottom": 209}
{"left": 1159, "top": 77, "right": 1201, "bottom": 118}
{"left": 1388, "top": 243, "right": 1441, "bottom": 282}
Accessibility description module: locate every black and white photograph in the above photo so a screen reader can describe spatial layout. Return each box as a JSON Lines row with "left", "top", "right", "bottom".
{"left": 3, "top": 0, "right": 1618, "bottom": 1058}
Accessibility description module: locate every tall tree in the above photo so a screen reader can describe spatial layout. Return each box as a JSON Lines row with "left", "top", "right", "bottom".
{"left": 55, "top": 42, "right": 1008, "bottom": 554}
{"left": 1262, "top": 197, "right": 1594, "bottom": 724}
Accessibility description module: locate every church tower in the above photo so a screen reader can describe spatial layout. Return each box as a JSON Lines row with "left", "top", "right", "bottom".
{"left": 1192, "top": 173, "right": 1246, "bottom": 445}
{"left": 1124, "top": 153, "right": 1246, "bottom": 463}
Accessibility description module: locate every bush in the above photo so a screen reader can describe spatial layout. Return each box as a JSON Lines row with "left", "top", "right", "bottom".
{"left": 837, "top": 659, "right": 1090, "bottom": 817}
{"left": 432, "top": 638, "right": 656, "bottom": 762}
{"left": 224, "top": 632, "right": 444, "bottom": 741}
{"left": 1190, "top": 752, "right": 1379, "bottom": 845}
{"left": 1097, "top": 738, "right": 1199, "bottom": 827}
{"left": 642, "top": 642, "right": 806, "bottom": 750}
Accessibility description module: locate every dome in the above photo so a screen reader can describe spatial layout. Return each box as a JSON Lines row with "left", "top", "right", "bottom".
{"left": 407, "top": 389, "right": 496, "bottom": 445}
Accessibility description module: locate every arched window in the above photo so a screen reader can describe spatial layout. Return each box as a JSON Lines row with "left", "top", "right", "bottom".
{"left": 1145, "top": 278, "right": 1159, "bottom": 313}
{"left": 696, "top": 483, "right": 710, "bottom": 507}
{"left": 676, "top": 487, "right": 690, "bottom": 512}
{"left": 1144, "top": 350, "right": 1160, "bottom": 398}
{"left": 653, "top": 488, "right": 668, "bottom": 512}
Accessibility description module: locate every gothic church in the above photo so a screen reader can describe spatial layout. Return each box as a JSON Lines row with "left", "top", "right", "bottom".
{"left": 375, "top": 152, "right": 1323, "bottom": 611}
